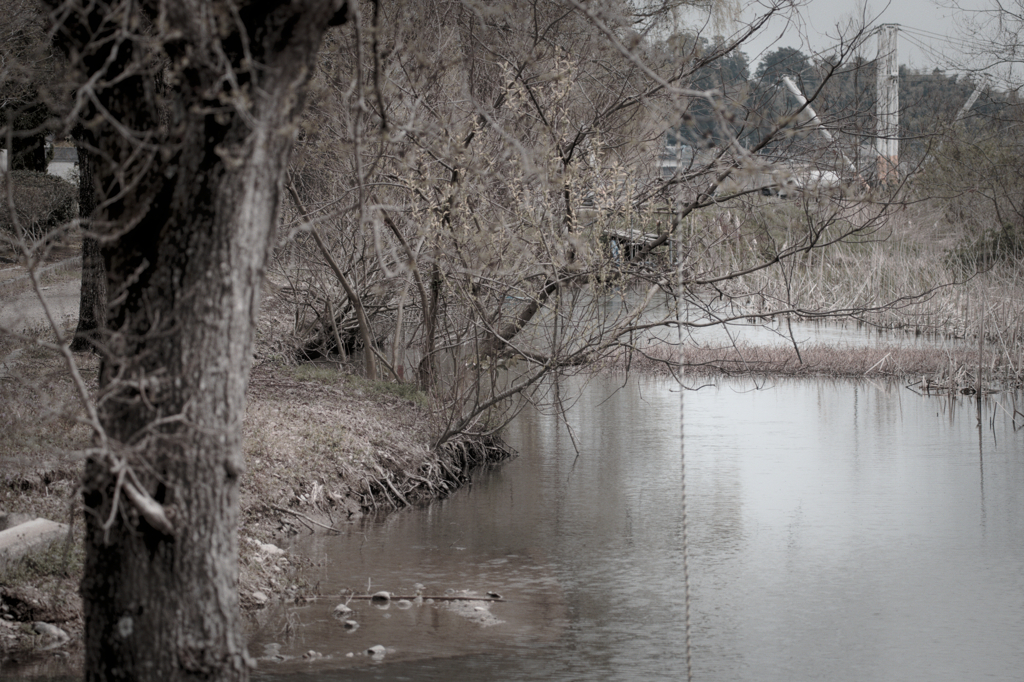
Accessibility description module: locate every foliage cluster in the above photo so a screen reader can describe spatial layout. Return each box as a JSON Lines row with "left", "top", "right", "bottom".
{"left": 914, "top": 118, "right": 1024, "bottom": 272}
{"left": 279, "top": 0, "right": 731, "bottom": 445}
{"left": 0, "top": 170, "right": 77, "bottom": 243}
{"left": 0, "top": 0, "right": 67, "bottom": 172}
{"left": 270, "top": 3, "right": 1009, "bottom": 450}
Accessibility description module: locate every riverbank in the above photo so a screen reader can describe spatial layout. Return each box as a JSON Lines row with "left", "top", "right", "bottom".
{"left": 0, "top": 264, "right": 1018, "bottom": 674}
{"left": 236, "top": 360, "right": 515, "bottom": 613}
{"left": 0, "top": 316, "right": 512, "bottom": 673}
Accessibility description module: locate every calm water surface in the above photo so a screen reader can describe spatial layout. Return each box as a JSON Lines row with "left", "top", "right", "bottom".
{"left": 250, "top": 376, "right": 1024, "bottom": 682}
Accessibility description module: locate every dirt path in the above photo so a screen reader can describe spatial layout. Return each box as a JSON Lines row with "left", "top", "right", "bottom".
{"left": 0, "top": 278, "right": 81, "bottom": 333}
{"left": 0, "top": 260, "right": 81, "bottom": 334}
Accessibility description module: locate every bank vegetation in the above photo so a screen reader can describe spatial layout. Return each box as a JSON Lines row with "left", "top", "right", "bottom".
{"left": 3, "top": 0, "right": 1024, "bottom": 677}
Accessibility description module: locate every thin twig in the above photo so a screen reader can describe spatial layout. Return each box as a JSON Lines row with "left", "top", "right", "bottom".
{"left": 269, "top": 505, "right": 337, "bottom": 532}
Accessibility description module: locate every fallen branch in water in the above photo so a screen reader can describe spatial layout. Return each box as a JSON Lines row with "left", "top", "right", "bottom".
{"left": 344, "top": 594, "right": 505, "bottom": 602}
{"left": 306, "top": 593, "right": 506, "bottom": 602}
{"left": 269, "top": 505, "right": 337, "bottom": 533}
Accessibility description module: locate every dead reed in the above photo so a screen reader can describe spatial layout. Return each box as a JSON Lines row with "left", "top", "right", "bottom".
{"left": 601, "top": 339, "right": 1023, "bottom": 387}
{"left": 685, "top": 199, "right": 1024, "bottom": 376}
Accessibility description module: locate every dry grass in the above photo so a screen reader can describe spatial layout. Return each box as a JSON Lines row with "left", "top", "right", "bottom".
{"left": 725, "top": 201, "right": 1024, "bottom": 352}
{"left": 242, "top": 360, "right": 509, "bottom": 534}
{"left": 237, "top": 359, "right": 513, "bottom": 609}
{"left": 0, "top": 334, "right": 92, "bottom": 525}
{"left": 240, "top": 284, "right": 508, "bottom": 544}
{"left": 0, "top": 329, "right": 89, "bottom": 663}
{"left": 0, "top": 237, "right": 82, "bottom": 291}
{"left": 242, "top": 361, "right": 434, "bottom": 529}
{"left": 601, "top": 338, "right": 1022, "bottom": 389}
{"left": 666, "top": 197, "right": 1024, "bottom": 376}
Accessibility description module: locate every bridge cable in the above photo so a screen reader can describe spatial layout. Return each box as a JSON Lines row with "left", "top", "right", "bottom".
{"left": 675, "top": 216, "right": 695, "bottom": 682}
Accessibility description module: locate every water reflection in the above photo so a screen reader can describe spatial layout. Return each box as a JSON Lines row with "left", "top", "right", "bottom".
{"left": 250, "top": 376, "right": 1024, "bottom": 682}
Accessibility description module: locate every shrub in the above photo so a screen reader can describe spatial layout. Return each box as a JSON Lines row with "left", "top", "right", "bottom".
{"left": 946, "top": 221, "right": 1024, "bottom": 274}
{"left": 0, "top": 170, "right": 77, "bottom": 242}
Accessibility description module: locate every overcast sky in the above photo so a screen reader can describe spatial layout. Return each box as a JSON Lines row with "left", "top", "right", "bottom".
{"left": 730, "top": 0, "right": 999, "bottom": 77}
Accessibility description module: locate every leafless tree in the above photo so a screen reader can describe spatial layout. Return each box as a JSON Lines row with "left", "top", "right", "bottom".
{"left": 44, "top": 1, "right": 347, "bottom": 679}
{"left": 278, "top": 0, "right": 899, "bottom": 447}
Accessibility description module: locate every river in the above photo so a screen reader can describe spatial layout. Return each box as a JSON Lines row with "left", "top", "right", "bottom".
{"left": 248, "top": 375, "right": 1024, "bottom": 681}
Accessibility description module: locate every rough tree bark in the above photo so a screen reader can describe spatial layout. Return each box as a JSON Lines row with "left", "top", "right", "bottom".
{"left": 70, "top": 142, "right": 104, "bottom": 352}
{"left": 49, "top": 1, "right": 347, "bottom": 680}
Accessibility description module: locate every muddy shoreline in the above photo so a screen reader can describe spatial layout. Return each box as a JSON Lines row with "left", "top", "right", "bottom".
{"left": 0, "top": 347, "right": 514, "bottom": 676}
{"left": 237, "top": 362, "right": 516, "bottom": 615}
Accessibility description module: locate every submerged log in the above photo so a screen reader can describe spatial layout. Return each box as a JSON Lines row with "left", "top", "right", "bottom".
{"left": 343, "top": 594, "right": 506, "bottom": 602}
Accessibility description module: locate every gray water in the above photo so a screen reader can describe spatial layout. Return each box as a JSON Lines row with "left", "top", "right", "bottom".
{"left": 250, "top": 375, "right": 1024, "bottom": 681}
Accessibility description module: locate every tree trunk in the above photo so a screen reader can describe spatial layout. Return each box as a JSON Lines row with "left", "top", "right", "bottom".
{"left": 9, "top": 103, "right": 49, "bottom": 173}
{"left": 71, "top": 143, "right": 104, "bottom": 353}
{"left": 50, "top": 2, "right": 348, "bottom": 680}
{"left": 418, "top": 261, "right": 442, "bottom": 390}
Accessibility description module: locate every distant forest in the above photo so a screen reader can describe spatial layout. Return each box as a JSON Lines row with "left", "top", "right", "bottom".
{"left": 667, "top": 38, "right": 1021, "bottom": 170}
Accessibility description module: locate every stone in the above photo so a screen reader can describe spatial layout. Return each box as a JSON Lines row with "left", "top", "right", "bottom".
{"left": 343, "top": 619, "right": 358, "bottom": 631}
{"left": 32, "top": 621, "right": 69, "bottom": 643}
{"left": 442, "top": 598, "right": 505, "bottom": 627}
{"left": 367, "top": 645, "right": 386, "bottom": 657}
{"left": 332, "top": 603, "right": 353, "bottom": 619}
{"left": 251, "top": 591, "right": 269, "bottom": 606}
{"left": 0, "top": 518, "right": 69, "bottom": 570}
{"left": 370, "top": 590, "right": 390, "bottom": 603}
{"left": 257, "top": 542, "right": 286, "bottom": 555}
